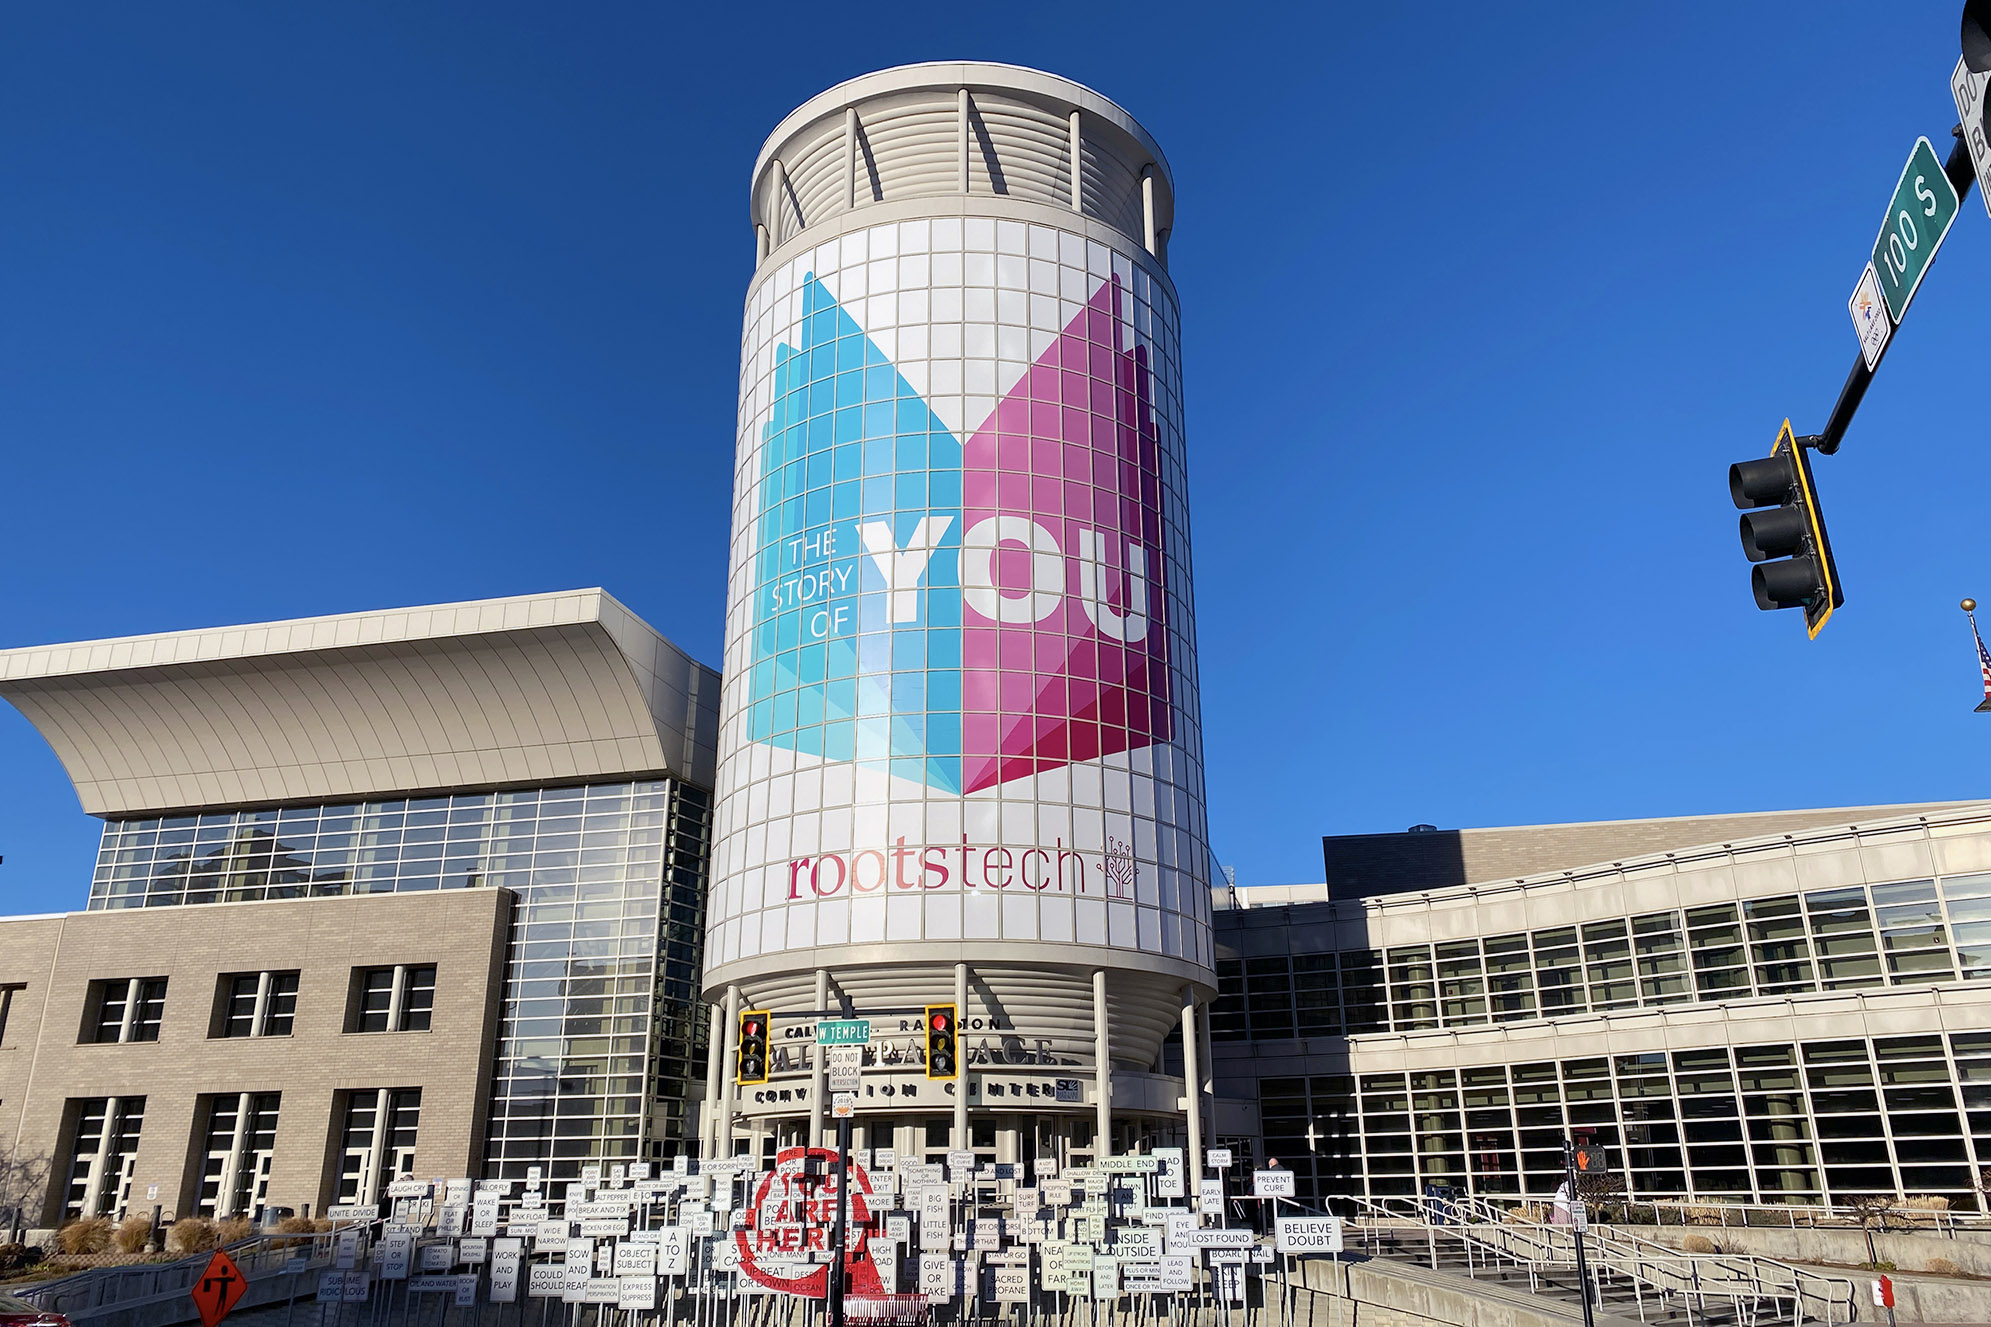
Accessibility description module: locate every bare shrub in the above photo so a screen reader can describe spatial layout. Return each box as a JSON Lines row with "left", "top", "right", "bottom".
{"left": 1926, "top": 1256, "right": 1962, "bottom": 1276}
{"left": 1680, "top": 1234, "right": 1717, "bottom": 1254}
{"left": 213, "top": 1218, "right": 253, "bottom": 1246}
{"left": 56, "top": 1217, "right": 113, "bottom": 1255}
{"left": 166, "top": 1217, "right": 217, "bottom": 1254}
{"left": 111, "top": 1215, "right": 152, "bottom": 1254}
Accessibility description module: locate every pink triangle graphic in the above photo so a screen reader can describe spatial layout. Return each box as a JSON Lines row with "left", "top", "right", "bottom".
{"left": 959, "top": 276, "right": 1173, "bottom": 794}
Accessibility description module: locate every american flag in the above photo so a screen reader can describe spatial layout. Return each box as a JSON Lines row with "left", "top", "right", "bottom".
{"left": 1971, "top": 608, "right": 1991, "bottom": 713}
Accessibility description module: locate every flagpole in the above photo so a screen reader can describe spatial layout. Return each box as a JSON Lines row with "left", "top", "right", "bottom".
{"left": 1962, "top": 600, "right": 1991, "bottom": 714}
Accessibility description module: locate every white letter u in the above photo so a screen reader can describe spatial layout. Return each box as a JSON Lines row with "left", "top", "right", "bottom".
{"left": 1076, "top": 529, "right": 1151, "bottom": 643}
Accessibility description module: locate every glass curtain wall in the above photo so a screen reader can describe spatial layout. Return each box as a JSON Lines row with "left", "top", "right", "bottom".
{"left": 1215, "top": 872, "right": 1991, "bottom": 1040}
{"left": 87, "top": 778, "right": 713, "bottom": 1179}
{"left": 1250, "top": 1031, "right": 1991, "bottom": 1210}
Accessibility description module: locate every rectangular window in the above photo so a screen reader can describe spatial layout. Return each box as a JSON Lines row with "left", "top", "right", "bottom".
{"left": 349, "top": 965, "right": 438, "bottom": 1033}
{"left": 197, "top": 1092, "right": 281, "bottom": 1218}
{"left": 215, "top": 971, "right": 300, "bottom": 1038}
{"left": 335, "top": 1087, "right": 422, "bottom": 1206}
{"left": 84, "top": 979, "right": 168, "bottom": 1044}
{"left": 61, "top": 1096, "right": 145, "bottom": 1219}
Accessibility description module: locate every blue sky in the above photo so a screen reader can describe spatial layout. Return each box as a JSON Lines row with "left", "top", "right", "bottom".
{"left": 3, "top": 3, "right": 1988, "bottom": 913}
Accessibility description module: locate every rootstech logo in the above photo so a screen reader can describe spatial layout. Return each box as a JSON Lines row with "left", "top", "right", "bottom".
{"left": 747, "top": 271, "right": 1173, "bottom": 793}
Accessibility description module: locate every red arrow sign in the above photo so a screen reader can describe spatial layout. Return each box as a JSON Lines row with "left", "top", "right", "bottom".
{"left": 192, "top": 1249, "right": 248, "bottom": 1327}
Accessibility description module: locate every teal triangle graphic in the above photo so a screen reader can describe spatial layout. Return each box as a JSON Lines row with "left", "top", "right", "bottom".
{"left": 747, "top": 275, "right": 963, "bottom": 794}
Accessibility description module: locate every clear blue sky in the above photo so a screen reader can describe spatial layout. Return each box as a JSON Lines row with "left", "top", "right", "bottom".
{"left": 3, "top": 3, "right": 1987, "bottom": 914}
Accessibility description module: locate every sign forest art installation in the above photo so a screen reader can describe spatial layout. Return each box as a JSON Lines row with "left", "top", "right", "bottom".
{"left": 294, "top": 1147, "right": 1300, "bottom": 1323}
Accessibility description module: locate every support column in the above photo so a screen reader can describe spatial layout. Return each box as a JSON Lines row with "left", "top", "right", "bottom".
{"left": 809, "top": 969, "right": 829, "bottom": 1149}
{"left": 771, "top": 160, "right": 788, "bottom": 246}
{"left": 1093, "top": 970, "right": 1111, "bottom": 1158}
{"left": 952, "top": 963, "right": 969, "bottom": 1151}
{"left": 1141, "top": 167, "right": 1157, "bottom": 254}
{"left": 844, "top": 107, "right": 858, "bottom": 209}
{"left": 1067, "top": 110, "right": 1082, "bottom": 211}
{"left": 1180, "top": 986, "right": 1202, "bottom": 1186}
{"left": 116, "top": 979, "right": 141, "bottom": 1043}
{"left": 250, "top": 971, "right": 272, "bottom": 1038}
{"left": 701, "top": 1003, "right": 725, "bottom": 1160}
{"left": 81, "top": 1096, "right": 120, "bottom": 1216}
{"left": 718, "top": 985, "right": 742, "bottom": 1158}
{"left": 956, "top": 89, "right": 970, "bottom": 194}
{"left": 385, "top": 964, "right": 407, "bottom": 1032}
{"left": 365, "top": 1088, "right": 391, "bottom": 1204}
{"left": 217, "top": 1092, "right": 253, "bottom": 1217}
{"left": 755, "top": 224, "right": 770, "bottom": 265}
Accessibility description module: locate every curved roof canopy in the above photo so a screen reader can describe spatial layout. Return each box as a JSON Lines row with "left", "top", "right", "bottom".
{"left": 0, "top": 589, "right": 720, "bottom": 817}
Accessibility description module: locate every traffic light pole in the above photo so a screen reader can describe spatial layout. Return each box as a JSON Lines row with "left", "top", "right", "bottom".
{"left": 828, "top": 1109, "right": 851, "bottom": 1327}
{"left": 1817, "top": 131, "right": 1976, "bottom": 454}
{"left": 1562, "top": 1139, "right": 1595, "bottom": 1327}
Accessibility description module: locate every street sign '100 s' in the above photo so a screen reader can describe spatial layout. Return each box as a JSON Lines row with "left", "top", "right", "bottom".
{"left": 1869, "top": 136, "right": 1960, "bottom": 322}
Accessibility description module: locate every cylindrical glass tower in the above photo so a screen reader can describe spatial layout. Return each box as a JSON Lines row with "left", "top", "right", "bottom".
{"left": 704, "top": 63, "right": 1213, "bottom": 1169}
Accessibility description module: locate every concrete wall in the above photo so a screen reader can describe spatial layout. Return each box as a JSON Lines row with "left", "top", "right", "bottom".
{"left": 0, "top": 889, "right": 510, "bottom": 1225}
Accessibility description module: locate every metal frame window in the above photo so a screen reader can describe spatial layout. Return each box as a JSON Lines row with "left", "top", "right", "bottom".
{"left": 84, "top": 978, "right": 167, "bottom": 1044}
{"left": 61, "top": 1096, "right": 145, "bottom": 1220}
{"left": 216, "top": 971, "right": 299, "bottom": 1038}
{"left": 349, "top": 965, "right": 437, "bottom": 1033}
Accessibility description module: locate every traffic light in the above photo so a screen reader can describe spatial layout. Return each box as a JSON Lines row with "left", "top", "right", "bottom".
{"left": 1965, "top": 0, "right": 1991, "bottom": 73}
{"left": 1729, "top": 420, "right": 1841, "bottom": 638}
{"left": 736, "top": 1009, "right": 770, "bottom": 1085}
{"left": 924, "top": 1004, "right": 958, "bottom": 1080}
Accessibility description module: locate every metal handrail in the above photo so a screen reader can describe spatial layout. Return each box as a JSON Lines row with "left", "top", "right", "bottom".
{"left": 19, "top": 1227, "right": 341, "bottom": 1319}
{"left": 1501, "top": 1191, "right": 1980, "bottom": 1236}
{"left": 1342, "top": 1190, "right": 1860, "bottom": 1326}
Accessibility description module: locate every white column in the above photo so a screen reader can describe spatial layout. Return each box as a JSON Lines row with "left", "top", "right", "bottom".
{"left": 365, "top": 1088, "right": 391, "bottom": 1203}
{"left": 718, "top": 985, "right": 742, "bottom": 1157}
{"left": 81, "top": 1096, "right": 120, "bottom": 1216}
{"left": 956, "top": 89, "right": 970, "bottom": 194}
{"left": 217, "top": 1092, "right": 253, "bottom": 1217}
{"left": 1093, "top": 970, "right": 1111, "bottom": 1158}
{"left": 755, "top": 224, "right": 770, "bottom": 265}
{"left": 117, "top": 979, "right": 141, "bottom": 1043}
{"left": 1180, "top": 986, "right": 1202, "bottom": 1186}
{"left": 1068, "top": 109, "right": 1083, "bottom": 211}
{"left": 1141, "top": 167, "right": 1157, "bottom": 254}
{"left": 952, "top": 963, "right": 969, "bottom": 1150}
{"left": 771, "top": 160, "right": 788, "bottom": 246}
{"left": 250, "top": 971, "right": 272, "bottom": 1038}
{"left": 386, "top": 965, "right": 407, "bottom": 1032}
{"left": 701, "top": 1003, "right": 725, "bottom": 1159}
{"left": 845, "top": 107, "right": 858, "bottom": 209}
{"left": 809, "top": 969, "right": 829, "bottom": 1149}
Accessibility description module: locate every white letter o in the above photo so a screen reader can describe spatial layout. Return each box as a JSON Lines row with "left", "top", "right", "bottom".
{"left": 962, "top": 516, "right": 1063, "bottom": 624}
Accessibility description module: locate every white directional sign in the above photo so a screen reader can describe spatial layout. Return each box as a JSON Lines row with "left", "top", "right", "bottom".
{"left": 1954, "top": 58, "right": 1991, "bottom": 220}
{"left": 827, "top": 1045, "right": 862, "bottom": 1093}
{"left": 1275, "top": 1216, "right": 1345, "bottom": 1254}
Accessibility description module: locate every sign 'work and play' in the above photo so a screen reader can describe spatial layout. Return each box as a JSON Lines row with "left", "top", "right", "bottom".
{"left": 1868, "top": 136, "right": 1960, "bottom": 322}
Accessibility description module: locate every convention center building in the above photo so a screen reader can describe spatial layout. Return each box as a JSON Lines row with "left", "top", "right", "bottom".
{"left": 4, "top": 61, "right": 1990, "bottom": 1234}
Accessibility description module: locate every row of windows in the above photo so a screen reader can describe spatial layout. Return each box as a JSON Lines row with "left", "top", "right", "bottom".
{"left": 1244, "top": 1032, "right": 1991, "bottom": 1208}
{"left": 81, "top": 966, "right": 435, "bottom": 1043}
{"left": 1215, "top": 874, "right": 1991, "bottom": 1040}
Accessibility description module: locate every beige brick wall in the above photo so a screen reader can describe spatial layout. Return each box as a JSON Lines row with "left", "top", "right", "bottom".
{"left": 0, "top": 889, "right": 510, "bottom": 1225}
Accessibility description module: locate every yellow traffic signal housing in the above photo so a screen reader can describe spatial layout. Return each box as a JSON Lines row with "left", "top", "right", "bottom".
{"left": 924, "top": 1003, "right": 958, "bottom": 1080}
{"left": 736, "top": 1009, "right": 770, "bottom": 1085}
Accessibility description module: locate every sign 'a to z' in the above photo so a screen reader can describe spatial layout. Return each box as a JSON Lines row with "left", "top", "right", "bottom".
{"left": 1869, "top": 136, "right": 1960, "bottom": 323}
